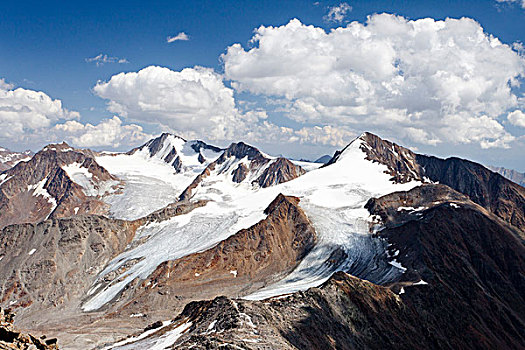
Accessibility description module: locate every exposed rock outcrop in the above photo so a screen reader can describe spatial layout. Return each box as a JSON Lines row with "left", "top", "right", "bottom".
{"left": 126, "top": 133, "right": 223, "bottom": 172}
{"left": 0, "top": 216, "right": 138, "bottom": 315}
{"left": 0, "top": 308, "right": 58, "bottom": 349}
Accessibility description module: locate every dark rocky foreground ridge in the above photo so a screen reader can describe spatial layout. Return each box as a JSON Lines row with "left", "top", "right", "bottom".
{"left": 0, "top": 307, "right": 58, "bottom": 349}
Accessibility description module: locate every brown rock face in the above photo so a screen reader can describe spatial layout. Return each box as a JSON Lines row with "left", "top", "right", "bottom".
{"left": 110, "top": 194, "right": 317, "bottom": 315}
{"left": 255, "top": 158, "right": 306, "bottom": 188}
{"left": 415, "top": 154, "right": 525, "bottom": 233}
{"left": 0, "top": 216, "right": 138, "bottom": 315}
{"left": 0, "top": 142, "right": 119, "bottom": 230}
{"left": 367, "top": 184, "right": 525, "bottom": 349}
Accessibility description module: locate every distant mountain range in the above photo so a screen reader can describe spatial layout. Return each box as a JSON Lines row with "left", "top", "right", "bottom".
{"left": 488, "top": 165, "right": 525, "bottom": 187}
{"left": 0, "top": 132, "right": 523, "bottom": 349}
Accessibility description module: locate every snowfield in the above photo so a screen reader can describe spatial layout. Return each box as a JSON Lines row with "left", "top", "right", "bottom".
{"left": 95, "top": 136, "right": 222, "bottom": 220}
{"left": 83, "top": 135, "right": 420, "bottom": 311}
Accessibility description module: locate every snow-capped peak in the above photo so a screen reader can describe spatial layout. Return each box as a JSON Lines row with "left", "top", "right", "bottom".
{"left": 128, "top": 133, "right": 223, "bottom": 172}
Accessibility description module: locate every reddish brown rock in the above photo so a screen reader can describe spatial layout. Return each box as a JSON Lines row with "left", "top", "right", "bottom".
{"left": 0, "top": 142, "right": 120, "bottom": 230}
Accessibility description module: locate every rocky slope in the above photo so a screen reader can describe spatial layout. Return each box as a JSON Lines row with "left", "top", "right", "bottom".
{"left": 0, "top": 142, "right": 120, "bottom": 230}
{"left": 105, "top": 194, "right": 317, "bottom": 317}
{"left": 0, "top": 216, "right": 137, "bottom": 315}
{"left": 0, "top": 147, "right": 33, "bottom": 172}
{"left": 0, "top": 200, "right": 207, "bottom": 349}
{"left": 0, "top": 308, "right": 58, "bottom": 349}
{"left": 111, "top": 183, "right": 525, "bottom": 350}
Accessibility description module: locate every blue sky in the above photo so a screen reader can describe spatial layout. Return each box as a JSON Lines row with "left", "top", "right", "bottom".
{"left": 1, "top": 0, "right": 524, "bottom": 170}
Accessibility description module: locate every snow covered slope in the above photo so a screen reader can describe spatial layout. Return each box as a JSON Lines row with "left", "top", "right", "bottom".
{"left": 83, "top": 134, "right": 420, "bottom": 311}
{"left": 96, "top": 134, "right": 223, "bottom": 220}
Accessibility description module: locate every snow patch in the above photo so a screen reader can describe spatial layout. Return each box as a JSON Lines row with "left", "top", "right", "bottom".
{"left": 62, "top": 162, "right": 119, "bottom": 197}
{"left": 0, "top": 174, "right": 11, "bottom": 186}
{"left": 230, "top": 270, "right": 238, "bottom": 278}
{"left": 106, "top": 320, "right": 172, "bottom": 349}
{"left": 413, "top": 279, "right": 428, "bottom": 285}
{"left": 397, "top": 206, "right": 427, "bottom": 212}
{"left": 27, "top": 178, "right": 57, "bottom": 218}
{"left": 28, "top": 248, "right": 36, "bottom": 256}
{"left": 388, "top": 259, "right": 407, "bottom": 272}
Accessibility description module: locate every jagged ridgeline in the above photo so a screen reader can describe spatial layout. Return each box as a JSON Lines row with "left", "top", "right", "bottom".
{"left": 0, "top": 132, "right": 523, "bottom": 349}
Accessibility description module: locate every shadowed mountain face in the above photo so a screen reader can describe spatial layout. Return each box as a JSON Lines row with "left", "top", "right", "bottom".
{"left": 116, "top": 184, "right": 525, "bottom": 350}
{"left": 367, "top": 184, "right": 525, "bottom": 349}
{"left": 351, "top": 132, "right": 525, "bottom": 234}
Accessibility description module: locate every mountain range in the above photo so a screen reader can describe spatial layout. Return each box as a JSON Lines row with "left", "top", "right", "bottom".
{"left": 0, "top": 132, "right": 523, "bottom": 349}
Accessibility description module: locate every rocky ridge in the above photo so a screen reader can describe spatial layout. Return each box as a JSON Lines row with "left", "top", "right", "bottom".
{"left": 489, "top": 165, "right": 525, "bottom": 187}
{"left": 126, "top": 133, "right": 223, "bottom": 172}
{"left": 180, "top": 142, "right": 305, "bottom": 201}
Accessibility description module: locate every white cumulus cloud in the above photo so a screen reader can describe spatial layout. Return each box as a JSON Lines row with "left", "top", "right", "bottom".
{"left": 167, "top": 32, "right": 190, "bottom": 43}
{"left": 222, "top": 15, "right": 525, "bottom": 149}
{"left": 0, "top": 80, "right": 79, "bottom": 139}
{"left": 93, "top": 66, "right": 258, "bottom": 141}
{"left": 53, "top": 116, "right": 151, "bottom": 148}
{"left": 324, "top": 2, "right": 352, "bottom": 23}
{"left": 507, "top": 110, "right": 525, "bottom": 127}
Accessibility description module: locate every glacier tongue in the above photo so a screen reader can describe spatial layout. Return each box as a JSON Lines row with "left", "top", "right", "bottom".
{"left": 84, "top": 135, "right": 420, "bottom": 310}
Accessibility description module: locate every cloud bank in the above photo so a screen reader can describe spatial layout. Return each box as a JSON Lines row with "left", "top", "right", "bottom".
{"left": 222, "top": 14, "right": 525, "bottom": 149}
